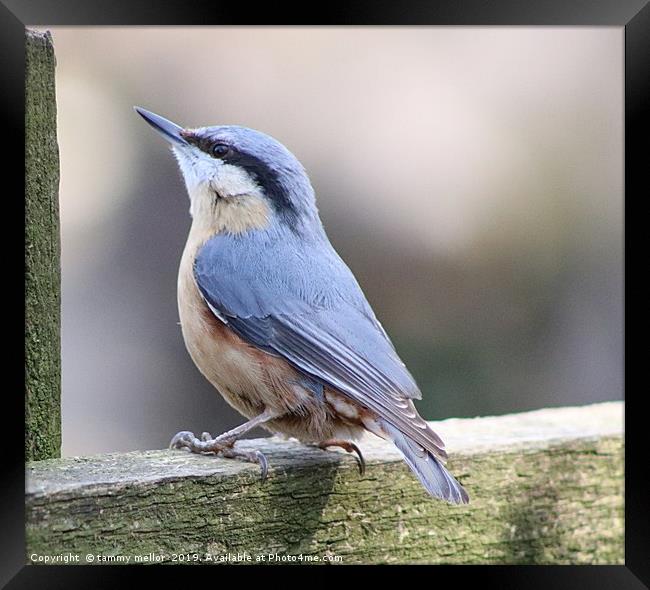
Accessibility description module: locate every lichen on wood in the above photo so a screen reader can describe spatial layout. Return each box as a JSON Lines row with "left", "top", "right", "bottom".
{"left": 25, "top": 29, "right": 61, "bottom": 461}
{"left": 26, "top": 402, "right": 623, "bottom": 564}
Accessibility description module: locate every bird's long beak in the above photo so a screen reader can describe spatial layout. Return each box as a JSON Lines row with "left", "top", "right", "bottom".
{"left": 134, "top": 106, "right": 189, "bottom": 147}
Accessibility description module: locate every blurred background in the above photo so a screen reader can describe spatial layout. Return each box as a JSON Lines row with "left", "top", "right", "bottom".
{"left": 37, "top": 27, "right": 623, "bottom": 457}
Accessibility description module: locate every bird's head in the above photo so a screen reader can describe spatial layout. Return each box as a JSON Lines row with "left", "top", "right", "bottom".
{"left": 135, "top": 107, "right": 320, "bottom": 236}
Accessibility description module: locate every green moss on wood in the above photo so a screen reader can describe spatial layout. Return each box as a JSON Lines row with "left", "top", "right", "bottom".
{"left": 25, "top": 29, "right": 61, "bottom": 461}
{"left": 26, "top": 404, "right": 623, "bottom": 564}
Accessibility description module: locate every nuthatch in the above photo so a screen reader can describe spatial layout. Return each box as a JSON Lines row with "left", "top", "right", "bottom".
{"left": 135, "top": 107, "right": 468, "bottom": 504}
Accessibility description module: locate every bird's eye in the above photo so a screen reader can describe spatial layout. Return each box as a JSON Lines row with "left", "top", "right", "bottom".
{"left": 211, "top": 143, "right": 230, "bottom": 158}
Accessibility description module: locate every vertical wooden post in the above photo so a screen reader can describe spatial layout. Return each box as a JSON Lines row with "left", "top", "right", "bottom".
{"left": 25, "top": 29, "right": 61, "bottom": 461}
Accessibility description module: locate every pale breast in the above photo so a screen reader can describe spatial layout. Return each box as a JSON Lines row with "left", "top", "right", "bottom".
{"left": 178, "top": 239, "right": 268, "bottom": 417}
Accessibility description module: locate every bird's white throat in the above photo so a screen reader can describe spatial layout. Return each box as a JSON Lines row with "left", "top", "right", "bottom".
{"left": 172, "top": 145, "right": 265, "bottom": 219}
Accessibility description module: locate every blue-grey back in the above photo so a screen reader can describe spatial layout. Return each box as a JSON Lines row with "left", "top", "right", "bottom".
{"left": 194, "top": 227, "right": 421, "bottom": 398}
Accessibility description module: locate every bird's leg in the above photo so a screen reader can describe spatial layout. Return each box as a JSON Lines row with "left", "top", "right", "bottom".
{"left": 317, "top": 439, "right": 366, "bottom": 475}
{"left": 169, "top": 408, "right": 279, "bottom": 480}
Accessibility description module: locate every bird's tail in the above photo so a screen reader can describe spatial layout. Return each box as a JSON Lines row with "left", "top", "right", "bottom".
{"left": 380, "top": 419, "right": 469, "bottom": 504}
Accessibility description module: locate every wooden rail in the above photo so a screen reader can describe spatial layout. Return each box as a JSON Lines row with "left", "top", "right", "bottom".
{"left": 26, "top": 402, "right": 623, "bottom": 564}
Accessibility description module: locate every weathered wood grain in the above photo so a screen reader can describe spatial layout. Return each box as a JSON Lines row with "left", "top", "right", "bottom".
{"left": 25, "top": 28, "right": 61, "bottom": 461}
{"left": 26, "top": 402, "right": 623, "bottom": 564}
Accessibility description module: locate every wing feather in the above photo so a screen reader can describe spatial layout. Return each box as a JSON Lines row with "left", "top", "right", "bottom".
{"left": 194, "top": 233, "right": 446, "bottom": 460}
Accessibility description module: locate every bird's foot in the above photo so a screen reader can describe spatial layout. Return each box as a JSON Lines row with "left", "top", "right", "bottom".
{"left": 317, "top": 439, "right": 366, "bottom": 475}
{"left": 169, "top": 430, "right": 269, "bottom": 481}
{"left": 169, "top": 430, "right": 232, "bottom": 452}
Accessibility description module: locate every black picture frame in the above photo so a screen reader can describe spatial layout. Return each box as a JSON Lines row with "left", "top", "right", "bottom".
{"left": 4, "top": 0, "right": 644, "bottom": 586}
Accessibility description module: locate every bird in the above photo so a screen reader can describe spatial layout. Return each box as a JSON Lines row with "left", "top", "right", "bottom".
{"left": 135, "top": 106, "right": 469, "bottom": 504}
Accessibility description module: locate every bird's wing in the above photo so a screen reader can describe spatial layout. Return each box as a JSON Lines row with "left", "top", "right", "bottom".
{"left": 193, "top": 233, "right": 446, "bottom": 459}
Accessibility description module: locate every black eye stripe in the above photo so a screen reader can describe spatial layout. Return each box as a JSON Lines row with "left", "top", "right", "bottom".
{"left": 184, "top": 134, "right": 299, "bottom": 223}
{"left": 211, "top": 143, "right": 230, "bottom": 158}
{"left": 182, "top": 134, "right": 232, "bottom": 159}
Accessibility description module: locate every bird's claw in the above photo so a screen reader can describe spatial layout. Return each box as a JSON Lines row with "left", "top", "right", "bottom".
{"left": 169, "top": 430, "right": 269, "bottom": 481}
{"left": 169, "top": 430, "right": 203, "bottom": 451}
{"left": 218, "top": 446, "right": 268, "bottom": 481}
{"left": 317, "top": 439, "right": 366, "bottom": 476}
